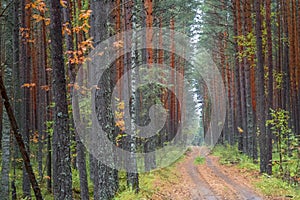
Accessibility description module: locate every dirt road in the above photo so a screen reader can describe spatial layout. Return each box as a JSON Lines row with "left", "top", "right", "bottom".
{"left": 153, "top": 146, "right": 264, "bottom": 200}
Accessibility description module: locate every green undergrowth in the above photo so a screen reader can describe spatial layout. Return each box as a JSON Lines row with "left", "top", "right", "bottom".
{"left": 212, "top": 144, "right": 300, "bottom": 199}
{"left": 114, "top": 152, "right": 186, "bottom": 200}
{"left": 0, "top": 144, "right": 188, "bottom": 200}
{"left": 194, "top": 156, "right": 205, "bottom": 165}
{"left": 255, "top": 175, "right": 300, "bottom": 199}
{"left": 212, "top": 144, "right": 259, "bottom": 170}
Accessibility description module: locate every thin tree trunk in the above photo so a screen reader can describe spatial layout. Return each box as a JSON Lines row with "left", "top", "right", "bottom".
{"left": 233, "top": 0, "right": 243, "bottom": 150}
{"left": 0, "top": 47, "right": 10, "bottom": 199}
{"left": 124, "top": 0, "right": 139, "bottom": 192}
{"left": 63, "top": 1, "right": 89, "bottom": 199}
{"left": 0, "top": 71, "right": 43, "bottom": 199}
{"left": 265, "top": 0, "right": 273, "bottom": 175}
{"left": 20, "top": 0, "right": 32, "bottom": 196}
{"left": 144, "top": 0, "right": 156, "bottom": 172}
{"left": 0, "top": 2, "right": 2, "bottom": 150}
{"left": 0, "top": 114, "right": 10, "bottom": 200}
{"left": 12, "top": 0, "right": 20, "bottom": 197}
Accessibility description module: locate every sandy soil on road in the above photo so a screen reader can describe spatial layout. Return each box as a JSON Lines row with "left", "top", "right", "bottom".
{"left": 152, "top": 146, "right": 265, "bottom": 200}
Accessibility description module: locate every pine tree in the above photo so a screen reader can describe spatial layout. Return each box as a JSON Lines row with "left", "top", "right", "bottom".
{"left": 49, "top": 0, "right": 73, "bottom": 198}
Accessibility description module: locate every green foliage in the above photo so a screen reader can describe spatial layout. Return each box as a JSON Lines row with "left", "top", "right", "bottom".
{"left": 114, "top": 171, "right": 156, "bottom": 200}
{"left": 114, "top": 169, "right": 169, "bottom": 200}
{"left": 236, "top": 32, "right": 257, "bottom": 64}
{"left": 266, "top": 108, "right": 300, "bottom": 184}
{"left": 71, "top": 168, "right": 93, "bottom": 199}
{"left": 46, "top": 120, "right": 53, "bottom": 136}
{"left": 255, "top": 175, "right": 300, "bottom": 199}
{"left": 114, "top": 150, "right": 187, "bottom": 200}
{"left": 266, "top": 108, "right": 291, "bottom": 138}
{"left": 212, "top": 144, "right": 257, "bottom": 169}
{"left": 273, "top": 70, "right": 284, "bottom": 89}
{"left": 194, "top": 156, "right": 205, "bottom": 165}
{"left": 213, "top": 144, "right": 299, "bottom": 199}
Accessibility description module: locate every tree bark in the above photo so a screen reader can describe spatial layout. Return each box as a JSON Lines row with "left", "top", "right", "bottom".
{"left": 91, "top": 1, "right": 119, "bottom": 199}
{"left": 49, "top": 0, "right": 73, "bottom": 199}
{"left": 0, "top": 114, "right": 10, "bottom": 200}
{"left": 233, "top": 0, "right": 243, "bottom": 150}
{"left": 254, "top": 0, "right": 271, "bottom": 175}
{"left": 20, "top": 0, "right": 32, "bottom": 196}
{"left": 265, "top": 0, "right": 273, "bottom": 175}
{"left": 0, "top": 72, "right": 43, "bottom": 199}
{"left": 63, "top": 1, "right": 89, "bottom": 199}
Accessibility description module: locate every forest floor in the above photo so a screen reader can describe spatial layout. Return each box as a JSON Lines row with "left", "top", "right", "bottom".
{"left": 151, "top": 146, "right": 291, "bottom": 200}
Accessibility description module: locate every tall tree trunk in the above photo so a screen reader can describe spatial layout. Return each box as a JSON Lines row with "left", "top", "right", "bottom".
{"left": 49, "top": 0, "right": 73, "bottom": 199}
{"left": 254, "top": 0, "right": 271, "bottom": 175}
{"left": 143, "top": 0, "right": 156, "bottom": 172}
{"left": 286, "top": 0, "right": 297, "bottom": 135}
{"left": 91, "top": 1, "right": 119, "bottom": 199}
{"left": 292, "top": 0, "right": 299, "bottom": 136}
{"left": 20, "top": 0, "right": 32, "bottom": 196}
{"left": 12, "top": 0, "right": 20, "bottom": 197}
{"left": 0, "top": 72, "right": 43, "bottom": 200}
{"left": 0, "top": 113, "right": 10, "bottom": 200}
{"left": 0, "top": 15, "right": 10, "bottom": 196}
{"left": 124, "top": 0, "right": 139, "bottom": 192}
{"left": 63, "top": 1, "right": 89, "bottom": 199}
{"left": 233, "top": 0, "right": 243, "bottom": 150}
{"left": 265, "top": 0, "right": 273, "bottom": 175}
{"left": 0, "top": 2, "right": 2, "bottom": 151}
{"left": 297, "top": 0, "right": 300, "bottom": 137}
{"left": 243, "top": 0, "right": 255, "bottom": 158}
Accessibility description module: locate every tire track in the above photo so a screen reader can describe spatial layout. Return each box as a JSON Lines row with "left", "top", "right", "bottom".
{"left": 205, "top": 156, "right": 263, "bottom": 200}
{"left": 185, "top": 148, "right": 221, "bottom": 200}
{"left": 153, "top": 147, "right": 265, "bottom": 200}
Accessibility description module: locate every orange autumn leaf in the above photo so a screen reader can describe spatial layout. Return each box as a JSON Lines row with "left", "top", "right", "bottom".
{"left": 22, "top": 83, "right": 36, "bottom": 88}
{"left": 40, "top": 85, "right": 50, "bottom": 91}
{"left": 113, "top": 40, "right": 124, "bottom": 48}
{"left": 60, "top": 0, "right": 67, "bottom": 7}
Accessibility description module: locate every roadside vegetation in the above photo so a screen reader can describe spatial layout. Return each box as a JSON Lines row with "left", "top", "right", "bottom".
{"left": 212, "top": 145, "right": 300, "bottom": 199}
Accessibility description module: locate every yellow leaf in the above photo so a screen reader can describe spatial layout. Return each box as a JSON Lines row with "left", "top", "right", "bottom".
{"left": 237, "top": 127, "right": 244, "bottom": 133}
{"left": 118, "top": 102, "right": 125, "bottom": 110}
{"left": 115, "top": 120, "right": 125, "bottom": 129}
{"left": 115, "top": 111, "right": 124, "bottom": 119}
